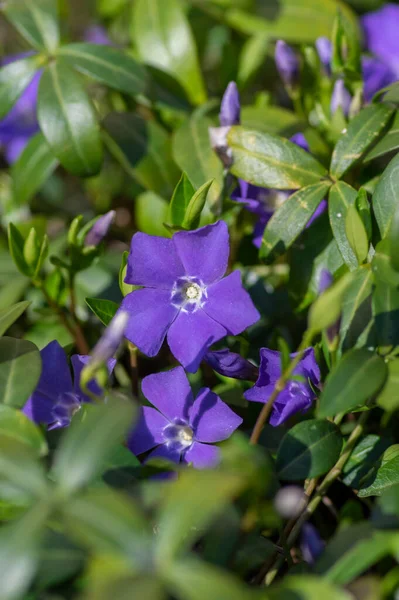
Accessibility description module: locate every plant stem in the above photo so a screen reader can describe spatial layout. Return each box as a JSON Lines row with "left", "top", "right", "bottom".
{"left": 263, "top": 410, "right": 369, "bottom": 585}
{"left": 249, "top": 330, "right": 314, "bottom": 445}
{"left": 128, "top": 342, "right": 139, "bottom": 397}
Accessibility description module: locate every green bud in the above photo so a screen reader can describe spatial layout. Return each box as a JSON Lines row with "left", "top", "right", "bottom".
{"left": 33, "top": 234, "right": 49, "bottom": 280}
{"left": 119, "top": 250, "right": 135, "bottom": 296}
{"left": 23, "top": 228, "right": 40, "bottom": 269}
{"left": 8, "top": 223, "right": 31, "bottom": 277}
{"left": 67, "top": 215, "right": 83, "bottom": 246}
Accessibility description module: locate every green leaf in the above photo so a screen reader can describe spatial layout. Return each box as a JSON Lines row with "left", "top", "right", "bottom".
{"left": 58, "top": 43, "right": 147, "bottom": 96}
{"left": 241, "top": 105, "right": 301, "bottom": 135}
{"left": 36, "top": 531, "right": 85, "bottom": 590}
{"left": 372, "top": 239, "right": 399, "bottom": 287}
{"left": 372, "top": 279, "right": 399, "bottom": 348}
{"left": 318, "top": 348, "right": 387, "bottom": 418}
{"left": 12, "top": 133, "right": 58, "bottom": 206}
{"left": 276, "top": 419, "right": 343, "bottom": 481}
{"left": 165, "top": 558, "right": 254, "bottom": 600}
{"left": 168, "top": 172, "right": 196, "bottom": 227}
{"left": 339, "top": 267, "right": 374, "bottom": 352}
{"left": 355, "top": 187, "right": 372, "bottom": 240}
{"left": 259, "top": 181, "right": 331, "bottom": 262}
{"left": 0, "top": 55, "right": 40, "bottom": 119}
{"left": 308, "top": 271, "right": 354, "bottom": 333}
{"left": 330, "top": 103, "right": 393, "bottom": 179}
{"left": 104, "top": 112, "right": 179, "bottom": 198}
{"left": 155, "top": 469, "right": 244, "bottom": 564}
{"left": 8, "top": 223, "right": 30, "bottom": 277}
{"left": 0, "top": 435, "right": 47, "bottom": 499}
{"left": 173, "top": 114, "right": 223, "bottom": 208}
{"left": 389, "top": 201, "right": 399, "bottom": 272}
{"left": 364, "top": 110, "right": 399, "bottom": 162}
{"left": 131, "top": 0, "right": 206, "bottom": 105}
{"left": 0, "top": 301, "right": 30, "bottom": 336}
{"left": 0, "top": 405, "right": 47, "bottom": 457}
{"left": 342, "top": 434, "right": 391, "bottom": 488}
{"left": 85, "top": 298, "right": 119, "bottom": 326}
{"left": 358, "top": 445, "right": 399, "bottom": 497}
{"left": 135, "top": 191, "right": 169, "bottom": 236}
{"left": 237, "top": 33, "right": 270, "bottom": 88}
{"left": 52, "top": 396, "right": 135, "bottom": 493}
{"left": 378, "top": 359, "right": 399, "bottom": 412}
{"left": 372, "top": 151, "right": 399, "bottom": 238}
{"left": 0, "top": 337, "right": 41, "bottom": 409}
{"left": 344, "top": 205, "right": 369, "bottom": 265}
{"left": 227, "top": 126, "right": 328, "bottom": 189}
{"left": 182, "top": 179, "right": 214, "bottom": 229}
{"left": 4, "top": 0, "right": 59, "bottom": 52}
{"left": 38, "top": 60, "right": 103, "bottom": 177}
{"left": 268, "top": 575, "right": 352, "bottom": 600}
{"left": 328, "top": 181, "right": 358, "bottom": 269}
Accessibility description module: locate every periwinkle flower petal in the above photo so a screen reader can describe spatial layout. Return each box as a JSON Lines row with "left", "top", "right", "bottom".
{"left": 362, "top": 55, "right": 397, "bottom": 102}
{"left": 361, "top": 3, "right": 399, "bottom": 78}
{"left": 141, "top": 367, "right": 194, "bottom": 422}
{"left": 301, "top": 523, "right": 325, "bottom": 564}
{"left": 315, "top": 37, "right": 332, "bottom": 73}
{"left": 188, "top": 387, "right": 243, "bottom": 443}
{"left": 205, "top": 348, "right": 258, "bottom": 381}
{"left": 275, "top": 40, "right": 300, "bottom": 87}
{"left": 84, "top": 24, "right": 113, "bottom": 46}
{"left": 125, "top": 233, "right": 185, "bottom": 288}
{"left": 290, "top": 133, "right": 309, "bottom": 152}
{"left": 331, "top": 79, "right": 351, "bottom": 116}
{"left": 183, "top": 442, "right": 220, "bottom": 469}
{"left": 84, "top": 210, "right": 115, "bottom": 246}
{"left": 318, "top": 269, "right": 334, "bottom": 295}
{"left": 219, "top": 81, "right": 241, "bottom": 126}
{"left": 128, "top": 406, "right": 170, "bottom": 455}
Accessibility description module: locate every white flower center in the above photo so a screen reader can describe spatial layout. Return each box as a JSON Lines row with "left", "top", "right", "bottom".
{"left": 184, "top": 283, "right": 201, "bottom": 300}
{"left": 163, "top": 422, "right": 194, "bottom": 450}
{"left": 178, "top": 425, "right": 194, "bottom": 443}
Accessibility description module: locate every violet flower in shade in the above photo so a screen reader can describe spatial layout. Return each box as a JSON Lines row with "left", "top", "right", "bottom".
{"left": 85, "top": 210, "right": 116, "bottom": 246}
{"left": 128, "top": 366, "right": 242, "bottom": 469}
{"left": 361, "top": 3, "right": 399, "bottom": 79}
{"left": 330, "top": 79, "right": 351, "bottom": 116}
{"left": 219, "top": 81, "right": 240, "bottom": 127}
{"left": 0, "top": 54, "right": 40, "bottom": 164}
{"left": 300, "top": 523, "right": 325, "bottom": 564}
{"left": 120, "top": 221, "right": 260, "bottom": 373}
{"left": 244, "top": 347, "right": 321, "bottom": 426}
{"left": 205, "top": 348, "right": 258, "bottom": 381}
{"left": 275, "top": 40, "right": 300, "bottom": 87}
{"left": 23, "top": 340, "right": 116, "bottom": 430}
{"left": 362, "top": 55, "right": 397, "bottom": 102}
{"left": 315, "top": 37, "right": 332, "bottom": 75}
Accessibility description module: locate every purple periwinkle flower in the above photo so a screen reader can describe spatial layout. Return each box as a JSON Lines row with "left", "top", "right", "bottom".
{"left": 85, "top": 210, "right": 116, "bottom": 246}
{"left": 315, "top": 37, "right": 332, "bottom": 74}
{"left": 120, "top": 221, "right": 260, "bottom": 373}
{"left": 330, "top": 79, "right": 351, "bottom": 116}
{"left": 362, "top": 3, "right": 399, "bottom": 79}
{"left": 219, "top": 81, "right": 241, "bottom": 127}
{"left": 205, "top": 348, "right": 258, "bottom": 381}
{"left": 244, "top": 347, "right": 320, "bottom": 426}
{"left": 23, "top": 340, "right": 116, "bottom": 429}
{"left": 89, "top": 310, "right": 129, "bottom": 366}
{"left": 84, "top": 24, "right": 113, "bottom": 46}
{"left": 275, "top": 40, "right": 300, "bottom": 87}
{"left": 300, "top": 523, "right": 325, "bottom": 564}
{"left": 128, "top": 366, "right": 242, "bottom": 468}
{"left": 362, "top": 55, "right": 396, "bottom": 102}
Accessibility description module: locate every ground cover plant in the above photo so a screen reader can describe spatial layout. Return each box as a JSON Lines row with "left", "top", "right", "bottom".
{"left": 1, "top": 0, "right": 399, "bottom": 598}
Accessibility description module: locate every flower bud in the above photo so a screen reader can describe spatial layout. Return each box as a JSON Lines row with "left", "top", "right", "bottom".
{"left": 205, "top": 348, "right": 258, "bottom": 381}
{"left": 315, "top": 37, "right": 332, "bottom": 74}
{"left": 274, "top": 485, "right": 307, "bottom": 519}
{"left": 219, "top": 81, "right": 241, "bottom": 127}
{"left": 23, "top": 227, "right": 40, "bottom": 269}
{"left": 85, "top": 210, "right": 116, "bottom": 246}
{"left": 209, "top": 126, "right": 233, "bottom": 168}
{"left": 90, "top": 310, "right": 129, "bottom": 366}
{"left": 275, "top": 40, "right": 300, "bottom": 87}
{"left": 330, "top": 79, "right": 351, "bottom": 116}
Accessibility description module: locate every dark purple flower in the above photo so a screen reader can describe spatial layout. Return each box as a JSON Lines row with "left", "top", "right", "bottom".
{"left": 128, "top": 366, "right": 242, "bottom": 468}
{"left": 120, "top": 221, "right": 260, "bottom": 373}
{"left": 275, "top": 40, "right": 300, "bottom": 87}
{"left": 219, "top": 81, "right": 240, "bottom": 127}
{"left": 315, "top": 37, "right": 332, "bottom": 74}
{"left": 300, "top": 523, "right": 325, "bottom": 564}
{"left": 362, "top": 55, "right": 397, "bottom": 102}
{"left": 318, "top": 269, "right": 341, "bottom": 345}
{"left": 330, "top": 79, "right": 351, "bottom": 116}
{"left": 84, "top": 24, "right": 113, "bottom": 46}
{"left": 244, "top": 347, "right": 320, "bottom": 426}
{"left": 84, "top": 210, "right": 116, "bottom": 246}
{"left": 205, "top": 348, "right": 258, "bottom": 381}
{"left": 362, "top": 3, "right": 399, "bottom": 79}
{"left": 0, "top": 54, "right": 40, "bottom": 164}
{"left": 89, "top": 310, "right": 128, "bottom": 366}
{"left": 306, "top": 198, "right": 328, "bottom": 228}
{"left": 23, "top": 340, "right": 116, "bottom": 429}
{"left": 289, "top": 132, "right": 309, "bottom": 152}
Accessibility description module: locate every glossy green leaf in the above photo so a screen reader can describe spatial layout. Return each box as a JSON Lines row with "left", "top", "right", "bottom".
{"left": 308, "top": 271, "right": 354, "bottom": 333}
{"left": 58, "top": 43, "right": 147, "bottom": 96}
{"left": 104, "top": 112, "right": 179, "bottom": 198}
{"left": 365, "top": 110, "right": 399, "bottom": 161}
{"left": 38, "top": 60, "right": 103, "bottom": 177}
{"left": 156, "top": 469, "right": 244, "bottom": 564}
{"left": 378, "top": 359, "right": 399, "bottom": 411}
{"left": 135, "top": 191, "right": 169, "bottom": 236}
{"left": 168, "top": 172, "right": 196, "bottom": 227}
{"left": 52, "top": 396, "right": 135, "bottom": 493}
{"left": 0, "top": 55, "right": 40, "bottom": 119}
{"left": 12, "top": 133, "right": 58, "bottom": 206}
{"left": 8, "top": 223, "right": 30, "bottom": 277}
{"left": 372, "top": 279, "right": 399, "bottom": 348}
{"left": 0, "top": 337, "right": 41, "bottom": 408}
{"left": 0, "top": 301, "right": 30, "bottom": 336}
{"left": 389, "top": 201, "right": 399, "bottom": 272}
{"left": 330, "top": 104, "right": 393, "bottom": 179}
{"left": 4, "top": 0, "right": 59, "bottom": 52}
{"left": 182, "top": 179, "right": 214, "bottom": 229}
{"left": 173, "top": 114, "right": 223, "bottom": 208}
{"left": 372, "top": 239, "right": 399, "bottom": 287}
{"left": 237, "top": 33, "right": 269, "bottom": 88}
{"left": 85, "top": 298, "right": 118, "bottom": 326}
{"left": 342, "top": 434, "right": 391, "bottom": 488}
{"left": 276, "top": 419, "right": 343, "bottom": 481}
{"left": 339, "top": 267, "right": 374, "bottom": 352}
{"left": 329, "top": 181, "right": 358, "bottom": 269}
{"left": 259, "top": 181, "right": 331, "bottom": 262}
{"left": 268, "top": 575, "right": 352, "bottom": 600}
{"left": 228, "top": 126, "right": 328, "bottom": 189}
{"left": 131, "top": 0, "right": 206, "bottom": 105}
{"left": 0, "top": 405, "right": 47, "bottom": 457}
{"left": 36, "top": 531, "right": 85, "bottom": 590}
{"left": 345, "top": 205, "right": 369, "bottom": 265}
{"left": 355, "top": 187, "right": 372, "bottom": 240}
{"left": 359, "top": 445, "right": 399, "bottom": 497}
{"left": 318, "top": 348, "right": 387, "bottom": 418}
{"left": 373, "top": 151, "right": 399, "bottom": 238}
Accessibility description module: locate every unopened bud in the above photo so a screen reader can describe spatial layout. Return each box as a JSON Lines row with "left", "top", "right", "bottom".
{"left": 219, "top": 81, "right": 241, "bottom": 127}
{"left": 331, "top": 79, "right": 351, "bottom": 116}
{"left": 85, "top": 210, "right": 116, "bottom": 246}
{"left": 275, "top": 40, "right": 300, "bottom": 87}
{"left": 23, "top": 228, "right": 40, "bottom": 268}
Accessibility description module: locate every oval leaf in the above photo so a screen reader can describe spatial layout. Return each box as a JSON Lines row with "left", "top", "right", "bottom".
{"left": 0, "top": 301, "right": 30, "bottom": 336}
{"left": 309, "top": 271, "right": 354, "bottom": 333}
{"left": 338, "top": 267, "right": 374, "bottom": 353}
{"left": 372, "top": 279, "right": 399, "bottom": 348}
{"left": 330, "top": 104, "right": 394, "bottom": 179}
{"left": 0, "top": 405, "right": 47, "bottom": 457}
{"left": 328, "top": 181, "right": 358, "bottom": 269}
{"left": 227, "top": 126, "right": 328, "bottom": 189}
{"left": 276, "top": 419, "right": 343, "bottom": 481}
{"left": 377, "top": 359, "right": 399, "bottom": 412}
{"left": 182, "top": 179, "right": 214, "bottom": 230}
{"left": 372, "top": 151, "right": 399, "bottom": 238}
{"left": 358, "top": 445, "right": 399, "bottom": 497}
{"left": 318, "top": 348, "right": 387, "bottom": 418}
{"left": 344, "top": 205, "right": 369, "bottom": 266}
{"left": 85, "top": 298, "right": 118, "bottom": 326}
{"left": 38, "top": 60, "right": 103, "bottom": 177}
{"left": 0, "top": 337, "right": 42, "bottom": 409}
{"left": 4, "top": 0, "right": 59, "bottom": 52}
{"left": 58, "top": 42, "right": 147, "bottom": 96}
{"left": 168, "top": 172, "right": 196, "bottom": 227}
